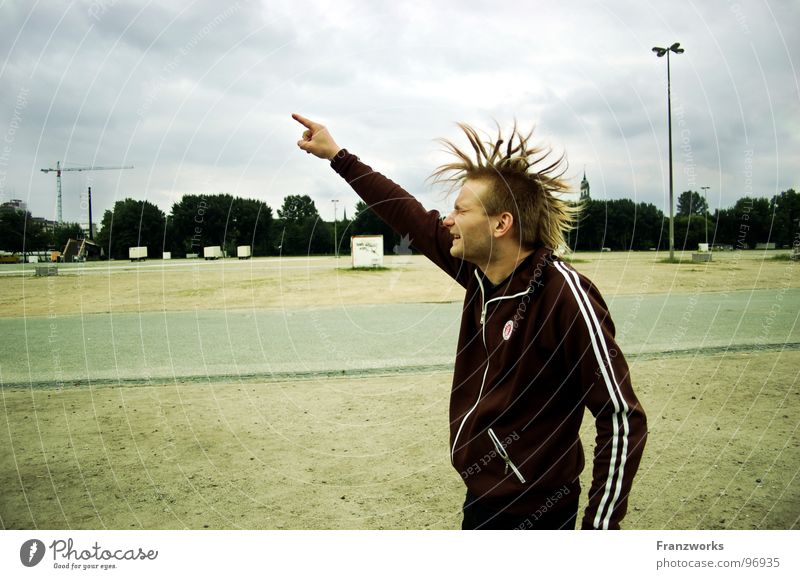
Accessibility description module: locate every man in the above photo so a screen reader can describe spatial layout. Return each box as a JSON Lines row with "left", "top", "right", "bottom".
{"left": 292, "top": 113, "right": 647, "bottom": 530}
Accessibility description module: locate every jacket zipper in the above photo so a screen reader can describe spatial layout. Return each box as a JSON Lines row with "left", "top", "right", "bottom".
{"left": 450, "top": 271, "right": 532, "bottom": 464}
{"left": 487, "top": 428, "right": 526, "bottom": 484}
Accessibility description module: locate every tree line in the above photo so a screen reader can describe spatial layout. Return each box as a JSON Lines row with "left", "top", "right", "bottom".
{"left": 570, "top": 189, "right": 798, "bottom": 251}
{"left": 2, "top": 188, "right": 797, "bottom": 258}
{"left": 0, "top": 193, "right": 398, "bottom": 259}
{"left": 92, "top": 193, "right": 375, "bottom": 259}
{"left": 0, "top": 208, "right": 83, "bottom": 252}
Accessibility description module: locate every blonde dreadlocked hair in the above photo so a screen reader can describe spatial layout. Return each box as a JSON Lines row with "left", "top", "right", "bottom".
{"left": 431, "top": 122, "right": 580, "bottom": 253}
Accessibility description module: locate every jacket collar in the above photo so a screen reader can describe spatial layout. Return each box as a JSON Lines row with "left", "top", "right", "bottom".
{"left": 476, "top": 247, "right": 554, "bottom": 299}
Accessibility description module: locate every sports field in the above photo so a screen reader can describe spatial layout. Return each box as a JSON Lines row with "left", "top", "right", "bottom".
{"left": 1, "top": 250, "right": 798, "bottom": 529}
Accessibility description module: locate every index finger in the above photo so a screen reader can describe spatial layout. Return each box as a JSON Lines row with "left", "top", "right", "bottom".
{"left": 292, "top": 113, "right": 318, "bottom": 130}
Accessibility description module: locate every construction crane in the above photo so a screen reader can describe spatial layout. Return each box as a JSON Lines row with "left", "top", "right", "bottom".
{"left": 40, "top": 161, "right": 133, "bottom": 223}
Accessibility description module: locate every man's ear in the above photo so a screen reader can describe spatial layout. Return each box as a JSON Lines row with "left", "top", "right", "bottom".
{"left": 493, "top": 212, "right": 515, "bottom": 238}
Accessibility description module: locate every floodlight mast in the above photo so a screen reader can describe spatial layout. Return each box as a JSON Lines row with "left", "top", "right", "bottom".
{"left": 701, "top": 185, "right": 710, "bottom": 247}
{"left": 652, "top": 42, "right": 684, "bottom": 261}
{"left": 331, "top": 199, "right": 339, "bottom": 258}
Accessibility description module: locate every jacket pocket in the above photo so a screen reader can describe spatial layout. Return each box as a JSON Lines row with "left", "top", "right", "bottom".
{"left": 487, "top": 428, "right": 526, "bottom": 484}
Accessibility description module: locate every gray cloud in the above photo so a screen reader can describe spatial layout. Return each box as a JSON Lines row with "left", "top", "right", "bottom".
{"left": 1, "top": 0, "right": 796, "bottom": 225}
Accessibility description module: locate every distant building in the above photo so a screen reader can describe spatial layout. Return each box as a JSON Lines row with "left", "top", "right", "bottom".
{"left": 580, "top": 170, "right": 590, "bottom": 200}
{"left": 30, "top": 216, "right": 58, "bottom": 233}
{"left": 1, "top": 199, "right": 27, "bottom": 212}
{"left": 0, "top": 201, "right": 59, "bottom": 233}
{"left": 80, "top": 222, "right": 97, "bottom": 239}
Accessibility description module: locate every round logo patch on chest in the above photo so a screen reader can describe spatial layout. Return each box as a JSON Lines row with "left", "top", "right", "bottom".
{"left": 502, "top": 320, "right": 514, "bottom": 341}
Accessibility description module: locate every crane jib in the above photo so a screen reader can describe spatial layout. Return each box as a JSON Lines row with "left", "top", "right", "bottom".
{"left": 40, "top": 162, "right": 133, "bottom": 224}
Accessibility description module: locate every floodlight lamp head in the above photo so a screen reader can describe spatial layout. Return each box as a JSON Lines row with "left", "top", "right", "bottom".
{"left": 652, "top": 46, "right": 667, "bottom": 57}
{"left": 670, "top": 42, "right": 684, "bottom": 53}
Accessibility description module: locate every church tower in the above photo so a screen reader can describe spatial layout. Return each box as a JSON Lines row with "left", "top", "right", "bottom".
{"left": 580, "top": 168, "right": 590, "bottom": 200}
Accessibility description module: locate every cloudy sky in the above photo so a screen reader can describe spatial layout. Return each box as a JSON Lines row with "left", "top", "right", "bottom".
{"left": 1, "top": 0, "right": 797, "bottom": 224}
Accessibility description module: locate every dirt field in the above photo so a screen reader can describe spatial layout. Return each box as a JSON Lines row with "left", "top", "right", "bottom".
{"left": 0, "top": 250, "right": 797, "bottom": 317}
{"left": 1, "top": 250, "right": 798, "bottom": 529}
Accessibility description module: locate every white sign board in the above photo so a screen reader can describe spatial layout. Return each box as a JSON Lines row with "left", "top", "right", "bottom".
{"left": 351, "top": 235, "right": 384, "bottom": 268}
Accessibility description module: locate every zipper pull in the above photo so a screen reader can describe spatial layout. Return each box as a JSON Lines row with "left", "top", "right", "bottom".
{"left": 488, "top": 428, "right": 527, "bottom": 484}
{"left": 506, "top": 458, "right": 526, "bottom": 484}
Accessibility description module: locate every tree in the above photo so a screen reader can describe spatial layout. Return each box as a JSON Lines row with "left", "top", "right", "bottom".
{"left": 96, "top": 198, "right": 166, "bottom": 260}
{"left": 169, "top": 194, "right": 275, "bottom": 257}
{"left": 674, "top": 214, "right": 711, "bottom": 250}
{"left": 50, "top": 222, "right": 83, "bottom": 251}
{"left": 275, "top": 195, "right": 331, "bottom": 255}
{"left": 278, "top": 195, "right": 319, "bottom": 222}
{"left": 0, "top": 208, "right": 48, "bottom": 252}
{"left": 571, "top": 199, "right": 605, "bottom": 251}
{"left": 169, "top": 194, "right": 232, "bottom": 256}
{"left": 569, "top": 199, "right": 667, "bottom": 251}
{"left": 350, "top": 200, "right": 399, "bottom": 254}
{"left": 605, "top": 199, "right": 638, "bottom": 250}
{"left": 631, "top": 202, "right": 667, "bottom": 250}
{"left": 711, "top": 207, "right": 737, "bottom": 248}
{"left": 770, "top": 188, "right": 800, "bottom": 248}
{"left": 677, "top": 190, "right": 708, "bottom": 217}
{"left": 229, "top": 197, "right": 274, "bottom": 256}
{"left": 732, "top": 197, "right": 772, "bottom": 248}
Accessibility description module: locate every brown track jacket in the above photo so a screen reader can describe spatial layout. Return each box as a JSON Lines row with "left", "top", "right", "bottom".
{"left": 331, "top": 150, "right": 648, "bottom": 530}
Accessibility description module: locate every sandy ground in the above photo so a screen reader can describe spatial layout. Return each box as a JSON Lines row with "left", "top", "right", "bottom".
{"left": 1, "top": 250, "right": 798, "bottom": 529}
{"left": 0, "top": 250, "right": 797, "bottom": 317}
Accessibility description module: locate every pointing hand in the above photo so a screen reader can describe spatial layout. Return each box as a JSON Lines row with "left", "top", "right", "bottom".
{"left": 292, "top": 113, "right": 341, "bottom": 160}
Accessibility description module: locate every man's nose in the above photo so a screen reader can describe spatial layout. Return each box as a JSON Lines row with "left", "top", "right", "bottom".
{"left": 442, "top": 212, "right": 454, "bottom": 227}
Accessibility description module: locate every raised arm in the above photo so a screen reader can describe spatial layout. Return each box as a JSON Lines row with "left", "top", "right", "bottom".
{"left": 292, "top": 113, "right": 470, "bottom": 286}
